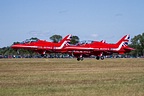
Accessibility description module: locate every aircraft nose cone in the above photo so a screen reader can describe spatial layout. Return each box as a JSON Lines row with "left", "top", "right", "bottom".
{"left": 11, "top": 44, "right": 21, "bottom": 49}
{"left": 11, "top": 45, "right": 17, "bottom": 48}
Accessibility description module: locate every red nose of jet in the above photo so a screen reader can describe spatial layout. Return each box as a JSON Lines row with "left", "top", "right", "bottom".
{"left": 11, "top": 44, "right": 24, "bottom": 49}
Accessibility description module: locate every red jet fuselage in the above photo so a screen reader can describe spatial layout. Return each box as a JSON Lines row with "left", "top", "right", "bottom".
{"left": 64, "top": 34, "right": 134, "bottom": 60}
{"left": 11, "top": 34, "right": 72, "bottom": 55}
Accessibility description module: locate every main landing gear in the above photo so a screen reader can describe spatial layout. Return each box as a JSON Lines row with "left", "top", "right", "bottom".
{"left": 76, "top": 54, "right": 84, "bottom": 61}
{"left": 77, "top": 56, "right": 104, "bottom": 61}
{"left": 77, "top": 57, "right": 84, "bottom": 61}
{"left": 41, "top": 54, "right": 47, "bottom": 58}
{"left": 96, "top": 56, "right": 104, "bottom": 60}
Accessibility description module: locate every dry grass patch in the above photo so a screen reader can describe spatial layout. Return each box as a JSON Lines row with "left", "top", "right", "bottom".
{"left": 0, "top": 58, "right": 144, "bottom": 96}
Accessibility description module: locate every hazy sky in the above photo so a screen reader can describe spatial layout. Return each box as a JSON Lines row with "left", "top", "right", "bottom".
{"left": 0, "top": 0, "right": 144, "bottom": 47}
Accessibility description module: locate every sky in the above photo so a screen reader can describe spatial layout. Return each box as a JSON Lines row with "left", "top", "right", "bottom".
{"left": 0, "top": 0, "right": 144, "bottom": 47}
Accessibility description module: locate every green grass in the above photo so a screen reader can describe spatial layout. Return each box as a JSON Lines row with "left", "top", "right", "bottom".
{"left": 0, "top": 58, "right": 144, "bottom": 96}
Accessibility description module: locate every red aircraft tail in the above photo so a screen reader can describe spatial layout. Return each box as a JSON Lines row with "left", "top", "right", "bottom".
{"left": 113, "top": 34, "right": 133, "bottom": 54}
{"left": 116, "top": 34, "right": 130, "bottom": 46}
{"left": 59, "top": 34, "right": 72, "bottom": 44}
{"left": 56, "top": 34, "right": 72, "bottom": 49}
{"left": 111, "top": 35, "right": 130, "bottom": 52}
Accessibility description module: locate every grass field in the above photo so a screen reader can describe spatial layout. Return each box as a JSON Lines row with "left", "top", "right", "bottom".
{"left": 0, "top": 58, "right": 144, "bottom": 96}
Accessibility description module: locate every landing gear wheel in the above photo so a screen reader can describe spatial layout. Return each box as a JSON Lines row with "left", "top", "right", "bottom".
{"left": 41, "top": 54, "right": 47, "bottom": 58}
{"left": 80, "top": 57, "right": 83, "bottom": 61}
{"left": 77, "top": 58, "right": 80, "bottom": 61}
{"left": 77, "top": 57, "right": 84, "bottom": 61}
{"left": 41, "top": 54, "right": 44, "bottom": 57}
{"left": 96, "top": 56, "right": 100, "bottom": 60}
{"left": 101, "top": 56, "right": 104, "bottom": 60}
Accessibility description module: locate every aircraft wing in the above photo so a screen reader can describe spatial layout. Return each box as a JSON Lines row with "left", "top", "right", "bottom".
{"left": 65, "top": 46, "right": 94, "bottom": 50}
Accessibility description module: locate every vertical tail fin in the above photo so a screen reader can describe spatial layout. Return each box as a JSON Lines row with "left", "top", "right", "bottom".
{"left": 59, "top": 34, "right": 72, "bottom": 44}
{"left": 59, "top": 34, "right": 72, "bottom": 45}
{"left": 116, "top": 34, "right": 134, "bottom": 54}
{"left": 55, "top": 34, "right": 72, "bottom": 49}
{"left": 116, "top": 34, "right": 130, "bottom": 46}
{"left": 112, "top": 35, "right": 130, "bottom": 51}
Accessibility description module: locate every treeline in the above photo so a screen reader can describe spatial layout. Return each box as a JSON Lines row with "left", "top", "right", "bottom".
{"left": 0, "top": 33, "right": 144, "bottom": 58}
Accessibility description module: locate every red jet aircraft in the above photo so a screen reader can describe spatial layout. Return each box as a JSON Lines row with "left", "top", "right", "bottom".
{"left": 11, "top": 34, "right": 72, "bottom": 57}
{"left": 64, "top": 34, "right": 134, "bottom": 61}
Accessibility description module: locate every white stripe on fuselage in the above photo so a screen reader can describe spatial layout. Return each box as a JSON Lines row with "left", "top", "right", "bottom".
{"left": 19, "top": 41, "right": 126, "bottom": 51}
{"left": 13, "top": 45, "right": 38, "bottom": 48}
{"left": 65, "top": 41, "right": 127, "bottom": 51}
{"left": 16, "top": 35, "right": 71, "bottom": 50}
{"left": 56, "top": 35, "right": 71, "bottom": 49}
{"left": 65, "top": 46, "right": 93, "bottom": 50}
{"left": 55, "top": 41, "right": 68, "bottom": 49}
{"left": 16, "top": 41, "right": 69, "bottom": 50}
{"left": 111, "top": 41, "right": 126, "bottom": 51}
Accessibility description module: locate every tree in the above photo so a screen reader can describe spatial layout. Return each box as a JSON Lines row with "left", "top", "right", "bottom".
{"left": 70, "top": 36, "right": 79, "bottom": 45}
{"left": 130, "top": 32, "right": 144, "bottom": 57}
{"left": 50, "top": 35, "right": 62, "bottom": 43}
{"left": 0, "top": 47, "right": 17, "bottom": 56}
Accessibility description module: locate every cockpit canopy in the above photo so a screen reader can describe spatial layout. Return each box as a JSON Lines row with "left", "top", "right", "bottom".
{"left": 78, "top": 40, "right": 94, "bottom": 45}
{"left": 21, "top": 38, "right": 39, "bottom": 44}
